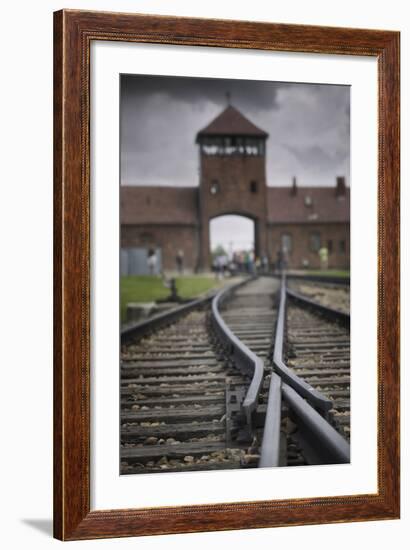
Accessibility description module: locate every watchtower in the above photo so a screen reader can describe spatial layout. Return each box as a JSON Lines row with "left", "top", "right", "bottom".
{"left": 196, "top": 103, "right": 269, "bottom": 269}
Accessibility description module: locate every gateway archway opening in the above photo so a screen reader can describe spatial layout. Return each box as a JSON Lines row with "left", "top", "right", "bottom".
{"left": 209, "top": 214, "right": 256, "bottom": 273}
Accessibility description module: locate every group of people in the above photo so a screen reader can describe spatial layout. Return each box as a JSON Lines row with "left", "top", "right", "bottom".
{"left": 146, "top": 244, "right": 330, "bottom": 277}
{"left": 212, "top": 249, "right": 270, "bottom": 278}
{"left": 275, "top": 246, "right": 329, "bottom": 273}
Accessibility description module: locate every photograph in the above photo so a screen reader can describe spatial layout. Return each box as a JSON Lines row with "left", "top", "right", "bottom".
{"left": 0, "top": 0, "right": 405, "bottom": 544}
{"left": 50, "top": 6, "right": 400, "bottom": 541}
{"left": 119, "top": 74, "right": 351, "bottom": 475}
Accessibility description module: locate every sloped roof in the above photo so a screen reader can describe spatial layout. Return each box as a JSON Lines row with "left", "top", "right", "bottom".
{"left": 267, "top": 186, "right": 350, "bottom": 224}
{"left": 121, "top": 186, "right": 198, "bottom": 225}
{"left": 196, "top": 105, "right": 268, "bottom": 140}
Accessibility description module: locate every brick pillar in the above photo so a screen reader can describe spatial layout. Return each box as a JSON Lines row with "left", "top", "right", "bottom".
{"left": 198, "top": 215, "right": 210, "bottom": 271}
{"left": 255, "top": 219, "right": 268, "bottom": 260}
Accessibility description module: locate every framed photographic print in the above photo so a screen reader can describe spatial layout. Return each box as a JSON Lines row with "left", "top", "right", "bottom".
{"left": 54, "top": 9, "right": 400, "bottom": 540}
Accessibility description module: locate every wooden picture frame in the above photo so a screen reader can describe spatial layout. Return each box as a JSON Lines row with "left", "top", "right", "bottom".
{"left": 53, "top": 9, "right": 400, "bottom": 540}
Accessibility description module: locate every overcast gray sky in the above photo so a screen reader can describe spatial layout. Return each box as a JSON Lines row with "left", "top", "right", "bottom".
{"left": 120, "top": 74, "right": 350, "bottom": 188}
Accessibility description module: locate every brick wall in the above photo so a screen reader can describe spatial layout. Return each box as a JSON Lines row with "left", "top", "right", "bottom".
{"left": 267, "top": 222, "right": 350, "bottom": 269}
{"left": 120, "top": 181, "right": 350, "bottom": 272}
{"left": 198, "top": 154, "right": 268, "bottom": 268}
{"left": 121, "top": 224, "right": 199, "bottom": 272}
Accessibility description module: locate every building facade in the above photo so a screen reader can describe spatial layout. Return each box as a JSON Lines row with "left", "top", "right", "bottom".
{"left": 121, "top": 105, "right": 350, "bottom": 273}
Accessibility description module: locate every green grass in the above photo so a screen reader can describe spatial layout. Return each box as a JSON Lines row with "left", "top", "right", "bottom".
{"left": 121, "top": 275, "right": 219, "bottom": 322}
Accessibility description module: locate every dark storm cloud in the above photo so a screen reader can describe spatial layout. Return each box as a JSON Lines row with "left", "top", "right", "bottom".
{"left": 283, "top": 144, "right": 349, "bottom": 172}
{"left": 121, "top": 74, "right": 282, "bottom": 111}
{"left": 120, "top": 74, "right": 350, "bottom": 187}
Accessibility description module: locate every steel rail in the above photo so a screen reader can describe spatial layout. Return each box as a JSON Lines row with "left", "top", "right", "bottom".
{"left": 259, "top": 275, "right": 338, "bottom": 467}
{"left": 285, "top": 273, "right": 350, "bottom": 287}
{"left": 266, "top": 274, "right": 350, "bottom": 465}
{"left": 259, "top": 376, "right": 350, "bottom": 467}
{"left": 258, "top": 373, "right": 282, "bottom": 467}
{"left": 121, "top": 293, "right": 214, "bottom": 344}
{"left": 286, "top": 288, "right": 350, "bottom": 328}
{"left": 211, "top": 278, "right": 264, "bottom": 426}
{"left": 282, "top": 384, "right": 350, "bottom": 464}
{"left": 273, "top": 276, "right": 333, "bottom": 414}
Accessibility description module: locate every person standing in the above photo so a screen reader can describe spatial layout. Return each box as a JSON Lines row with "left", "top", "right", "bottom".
{"left": 215, "top": 254, "right": 225, "bottom": 280}
{"left": 244, "top": 251, "right": 250, "bottom": 273}
{"left": 147, "top": 248, "right": 157, "bottom": 275}
{"left": 255, "top": 256, "right": 261, "bottom": 274}
{"left": 261, "top": 253, "right": 269, "bottom": 273}
{"left": 176, "top": 249, "right": 184, "bottom": 275}
{"left": 318, "top": 246, "right": 329, "bottom": 270}
{"left": 281, "top": 246, "right": 289, "bottom": 271}
{"left": 276, "top": 249, "right": 283, "bottom": 274}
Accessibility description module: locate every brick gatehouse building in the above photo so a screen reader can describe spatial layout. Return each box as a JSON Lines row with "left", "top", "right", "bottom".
{"left": 121, "top": 105, "right": 349, "bottom": 273}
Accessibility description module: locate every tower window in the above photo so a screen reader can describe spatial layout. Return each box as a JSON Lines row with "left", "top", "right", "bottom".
{"left": 210, "top": 180, "right": 220, "bottom": 195}
{"left": 250, "top": 181, "right": 258, "bottom": 194}
{"left": 339, "top": 240, "right": 346, "bottom": 253}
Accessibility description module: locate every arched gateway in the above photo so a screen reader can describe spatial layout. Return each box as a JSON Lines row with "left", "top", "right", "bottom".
{"left": 196, "top": 105, "right": 269, "bottom": 269}
{"left": 120, "top": 104, "right": 350, "bottom": 273}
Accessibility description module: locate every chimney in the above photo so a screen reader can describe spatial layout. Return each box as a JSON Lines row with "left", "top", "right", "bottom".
{"left": 335, "top": 176, "right": 346, "bottom": 197}
{"left": 291, "top": 176, "right": 297, "bottom": 196}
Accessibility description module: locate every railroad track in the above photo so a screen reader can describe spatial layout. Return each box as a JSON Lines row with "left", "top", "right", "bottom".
{"left": 120, "top": 287, "right": 257, "bottom": 474}
{"left": 284, "top": 284, "right": 351, "bottom": 441}
{"left": 120, "top": 275, "right": 350, "bottom": 475}
{"left": 218, "top": 277, "right": 312, "bottom": 467}
{"left": 288, "top": 279, "right": 350, "bottom": 315}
